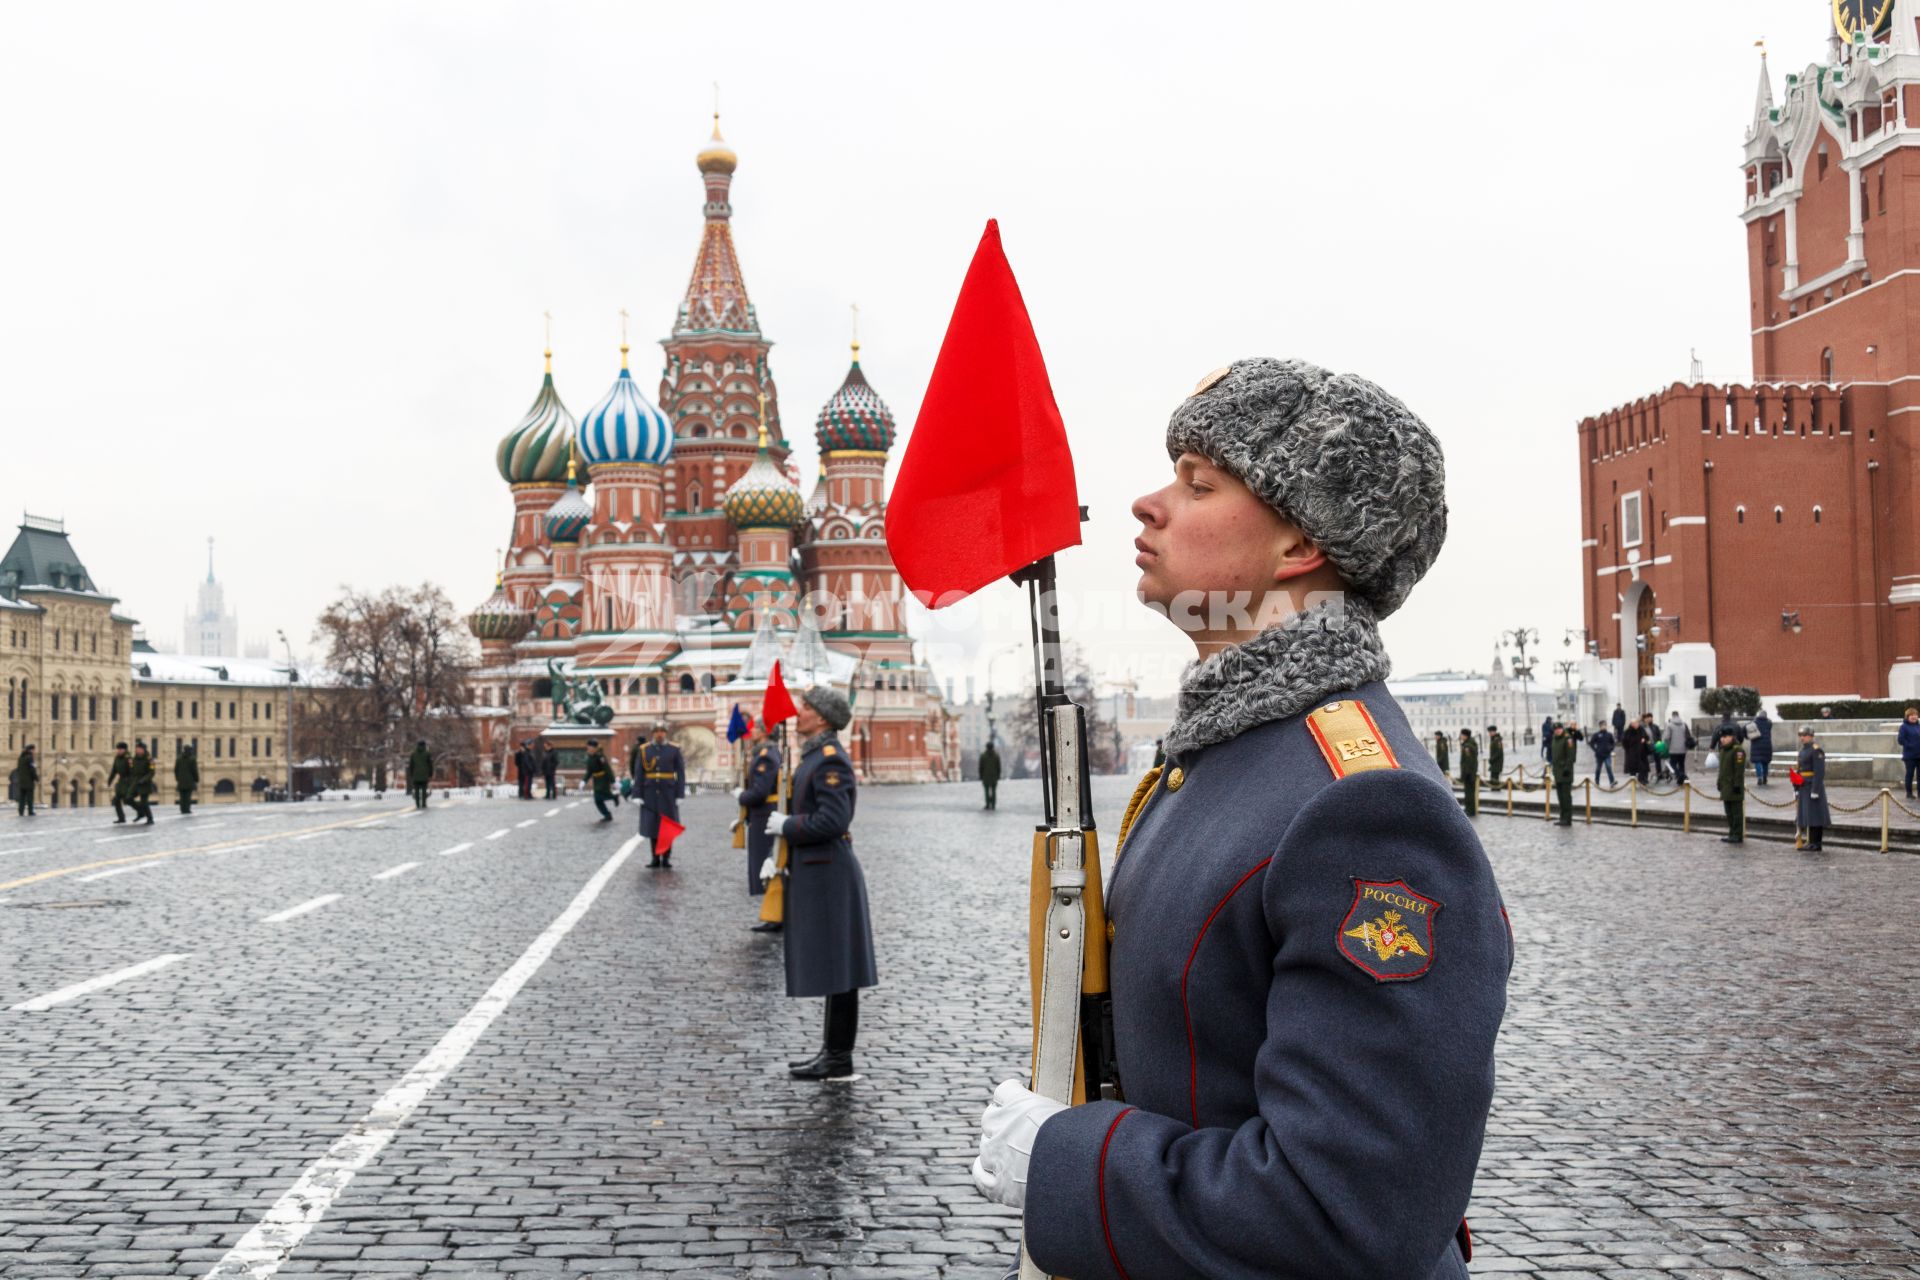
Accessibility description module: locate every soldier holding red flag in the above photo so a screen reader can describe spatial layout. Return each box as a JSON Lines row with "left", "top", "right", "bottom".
{"left": 884, "top": 222, "right": 1510, "bottom": 1280}
{"left": 631, "top": 722, "right": 686, "bottom": 868}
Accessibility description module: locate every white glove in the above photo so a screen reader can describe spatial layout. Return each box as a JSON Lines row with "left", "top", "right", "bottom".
{"left": 734, "top": 789, "right": 749, "bottom": 805}
{"left": 758, "top": 857, "right": 781, "bottom": 883}
{"left": 971, "top": 1078, "right": 1066, "bottom": 1210}
{"left": 764, "top": 810, "right": 786, "bottom": 828}
{"left": 729, "top": 817, "right": 743, "bottom": 834}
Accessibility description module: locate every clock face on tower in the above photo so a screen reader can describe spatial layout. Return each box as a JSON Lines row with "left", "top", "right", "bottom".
{"left": 1835, "top": 0, "right": 1894, "bottom": 41}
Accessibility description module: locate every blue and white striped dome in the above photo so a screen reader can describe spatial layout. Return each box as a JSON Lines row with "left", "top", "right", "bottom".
{"left": 578, "top": 348, "right": 673, "bottom": 467}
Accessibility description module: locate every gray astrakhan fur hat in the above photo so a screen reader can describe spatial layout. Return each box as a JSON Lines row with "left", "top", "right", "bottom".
{"left": 801, "top": 685, "right": 853, "bottom": 731}
{"left": 1165, "top": 357, "right": 1447, "bottom": 619}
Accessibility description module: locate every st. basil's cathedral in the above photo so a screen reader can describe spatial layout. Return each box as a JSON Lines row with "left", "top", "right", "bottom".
{"left": 463, "top": 118, "right": 958, "bottom": 784}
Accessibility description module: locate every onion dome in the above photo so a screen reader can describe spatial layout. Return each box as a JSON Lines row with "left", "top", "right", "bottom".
{"left": 815, "top": 345, "right": 896, "bottom": 453}
{"left": 496, "top": 350, "right": 577, "bottom": 483}
{"left": 578, "top": 344, "right": 673, "bottom": 467}
{"left": 696, "top": 114, "right": 737, "bottom": 174}
{"left": 543, "top": 450, "right": 592, "bottom": 543}
{"left": 725, "top": 423, "right": 805, "bottom": 530}
{"left": 467, "top": 574, "right": 533, "bottom": 642}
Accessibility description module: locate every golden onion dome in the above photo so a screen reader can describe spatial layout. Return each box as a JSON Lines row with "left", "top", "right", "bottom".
{"left": 696, "top": 114, "right": 737, "bottom": 175}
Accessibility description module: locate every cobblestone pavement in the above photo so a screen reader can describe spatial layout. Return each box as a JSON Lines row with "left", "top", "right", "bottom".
{"left": 1, "top": 779, "right": 1916, "bottom": 1278}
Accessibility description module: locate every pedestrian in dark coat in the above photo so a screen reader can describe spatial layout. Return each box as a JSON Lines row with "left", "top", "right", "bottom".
{"left": 108, "top": 743, "right": 131, "bottom": 823}
{"left": 1458, "top": 728, "right": 1478, "bottom": 816}
{"left": 128, "top": 743, "right": 156, "bottom": 824}
{"left": 583, "top": 739, "right": 615, "bottom": 822}
{"left": 15, "top": 744, "right": 37, "bottom": 816}
{"left": 406, "top": 740, "right": 433, "bottom": 810}
{"left": 514, "top": 743, "right": 534, "bottom": 799}
{"left": 1589, "top": 726, "right": 1616, "bottom": 786}
{"left": 1751, "top": 709, "right": 1775, "bottom": 784}
{"left": 174, "top": 744, "right": 199, "bottom": 814}
{"left": 765, "top": 686, "right": 875, "bottom": 1082}
{"left": 972, "top": 357, "right": 1507, "bottom": 1280}
{"left": 1666, "top": 712, "right": 1692, "bottom": 786}
{"left": 1540, "top": 715, "right": 1553, "bottom": 760}
{"left": 1486, "top": 726, "right": 1504, "bottom": 786}
{"left": 540, "top": 744, "right": 559, "bottom": 800}
{"left": 978, "top": 742, "right": 1001, "bottom": 810}
{"left": 1621, "top": 720, "right": 1646, "bottom": 782}
{"left": 632, "top": 723, "right": 686, "bottom": 867}
{"left": 1717, "top": 726, "right": 1747, "bottom": 843}
{"left": 1794, "top": 726, "right": 1830, "bottom": 850}
{"left": 1612, "top": 702, "right": 1627, "bottom": 738}
{"left": 1433, "top": 730, "right": 1449, "bottom": 774}
{"left": 736, "top": 723, "right": 782, "bottom": 901}
{"left": 1899, "top": 707, "right": 1920, "bottom": 799}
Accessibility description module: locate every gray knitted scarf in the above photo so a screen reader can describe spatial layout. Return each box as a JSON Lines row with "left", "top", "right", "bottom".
{"left": 1162, "top": 598, "right": 1392, "bottom": 757}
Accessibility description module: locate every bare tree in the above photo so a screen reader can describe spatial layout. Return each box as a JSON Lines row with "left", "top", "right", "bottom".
{"left": 303, "top": 584, "right": 478, "bottom": 788}
{"left": 1002, "top": 642, "right": 1117, "bottom": 778}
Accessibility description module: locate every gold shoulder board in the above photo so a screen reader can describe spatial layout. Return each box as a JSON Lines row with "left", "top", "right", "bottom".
{"left": 823, "top": 744, "right": 838, "bottom": 757}
{"left": 1306, "top": 700, "right": 1400, "bottom": 779}
{"left": 1116, "top": 766, "right": 1163, "bottom": 854}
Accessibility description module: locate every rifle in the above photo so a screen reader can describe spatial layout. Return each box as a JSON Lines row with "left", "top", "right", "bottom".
{"left": 1015, "top": 553, "right": 1112, "bottom": 1280}
{"left": 758, "top": 719, "right": 791, "bottom": 924}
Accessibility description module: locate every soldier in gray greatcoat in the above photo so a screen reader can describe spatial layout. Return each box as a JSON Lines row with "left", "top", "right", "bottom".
{"left": 735, "top": 721, "right": 782, "bottom": 907}
{"left": 972, "top": 357, "right": 1508, "bottom": 1279}
{"left": 760, "top": 685, "right": 876, "bottom": 1082}
{"left": 1794, "top": 724, "right": 1830, "bottom": 851}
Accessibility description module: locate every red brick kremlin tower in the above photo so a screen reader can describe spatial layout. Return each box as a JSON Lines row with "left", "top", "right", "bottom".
{"left": 1576, "top": 0, "right": 1920, "bottom": 716}
{"left": 466, "top": 119, "right": 957, "bottom": 784}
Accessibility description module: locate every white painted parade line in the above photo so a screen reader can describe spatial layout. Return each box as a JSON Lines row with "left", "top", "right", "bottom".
{"left": 202, "top": 835, "right": 640, "bottom": 1280}
{"left": 77, "top": 862, "right": 164, "bottom": 882}
{"left": 260, "top": 894, "right": 342, "bottom": 924}
{"left": 95, "top": 832, "right": 151, "bottom": 844}
{"left": 544, "top": 808, "right": 560, "bottom": 817}
{"left": 353, "top": 819, "right": 386, "bottom": 829}
{"left": 484, "top": 828, "right": 509, "bottom": 840}
{"left": 567, "top": 800, "right": 582, "bottom": 808}
{"left": 516, "top": 818, "right": 538, "bottom": 828}
{"left": 11, "top": 953, "right": 191, "bottom": 1012}
{"left": 371, "top": 862, "right": 419, "bottom": 881}
{"left": 435, "top": 842, "right": 473, "bottom": 858}
{"left": 292, "top": 832, "right": 326, "bottom": 843}
{"left": 0, "top": 847, "right": 44, "bottom": 858}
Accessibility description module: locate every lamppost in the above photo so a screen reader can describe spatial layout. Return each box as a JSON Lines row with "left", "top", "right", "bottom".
{"left": 984, "top": 643, "right": 1020, "bottom": 751}
{"left": 276, "top": 629, "right": 296, "bottom": 802}
{"left": 1499, "top": 626, "right": 1540, "bottom": 750}
{"left": 1554, "top": 660, "right": 1579, "bottom": 715}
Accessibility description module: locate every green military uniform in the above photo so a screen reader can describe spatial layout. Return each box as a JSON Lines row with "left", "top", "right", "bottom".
{"left": 1433, "top": 732, "right": 1449, "bottom": 774}
{"left": 1717, "top": 732, "right": 1747, "bottom": 844}
{"left": 109, "top": 747, "right": 132, "bottom": 823}
{"left": 1458, "top": 731, "right": 1478, "bottom": 816}
{"left": 584, "top": 743, "right": 615, "bottom": 822}
{"left": 1550, "top": 729, "right": 1576, "bottom": 826}
{"left": 175, "top": 746, "right": 199, "bottom": 815}
{"left": 1486, "top": 728, "right": 1504, "bottom": 787}
{"left": 978, "top": 743, "right": 1001, "bottom": 811}
{"left": 406, "top": 743, "right": 433, "bottom": 810}
{"left": 128, "top": 749, "right": 156, "bottom": 824}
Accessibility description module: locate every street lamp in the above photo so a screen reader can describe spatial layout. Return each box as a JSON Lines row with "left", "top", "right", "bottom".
{"left": 1499, "top": 626, "right": 1540, "bottom": 749}
{"left": 276, "top": 629, "right": 296, "bottom": 802}
{"left": 984, "top": 642, "right": 1020, "bottom": 750}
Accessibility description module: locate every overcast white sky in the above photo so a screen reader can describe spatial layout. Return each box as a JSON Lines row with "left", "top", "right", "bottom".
{"left": 0, "top": 1, "right": 1837, "bottom": 698}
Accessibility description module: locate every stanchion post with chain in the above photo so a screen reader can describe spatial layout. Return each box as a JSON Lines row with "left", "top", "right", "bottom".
{"left": 1583, "top": 777, "right": 1592, "bottom": 824}
{"left": 1881, "top": 788, "right": 1891, "bottom": 854}
{"left": 1629, "top": 779, "right": 1639, "bottom": 827}
{"left": 1505, "top": 777, "right": 1514, "bottom": 816}
{"left": 1682, "top": 784, "right": 1691, "bottom": 834}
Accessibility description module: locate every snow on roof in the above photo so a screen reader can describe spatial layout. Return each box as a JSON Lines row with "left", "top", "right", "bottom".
{"left": 1387, "top": 677, "right": 1490, "bottom": 699}
{"left": 132, "top": 651, "right": 315, "bottom": 688}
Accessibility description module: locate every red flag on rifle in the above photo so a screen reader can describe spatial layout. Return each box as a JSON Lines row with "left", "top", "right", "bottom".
{"left": 655, "top": 814, "right": 686, "bottom": 855}
{"left": 763, "top": 659, "right": 798, "bottom": 728}
{"left": 886, "top": 219, "right": 1081, "bottom": 607}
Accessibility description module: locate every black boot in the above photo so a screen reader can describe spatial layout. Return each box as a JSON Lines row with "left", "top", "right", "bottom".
{"left": 789, "top": 1001, "right": 831, "bottom": 1070}
{"left": 793, "top": 992, "right": 859, "bottom": 1081}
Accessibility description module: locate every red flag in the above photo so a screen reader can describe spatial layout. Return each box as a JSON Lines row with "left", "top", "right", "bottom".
{"left": 887, "top": 220, "right": 1081, "bottom": 606}
{"left": 656, "top": 814, "right": 686, "bottom": 855}
{"left": 763, "top": 659, "right": 798, "bottom": 728}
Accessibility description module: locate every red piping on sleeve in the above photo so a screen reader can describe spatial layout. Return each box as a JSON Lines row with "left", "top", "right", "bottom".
{"left": 1182, "top": 857, "right": 1274, "bottom": 1128}
{"left": 1097, "top": 1107, "right": 1137, "bottom": 1280}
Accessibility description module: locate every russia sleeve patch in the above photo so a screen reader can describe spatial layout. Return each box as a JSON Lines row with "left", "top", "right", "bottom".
{"left": 1306, "top": 700, "right": 1400, "bottom": 779}
{"left": 1338, "top": 879, "right": 1440, "bottom": 982}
